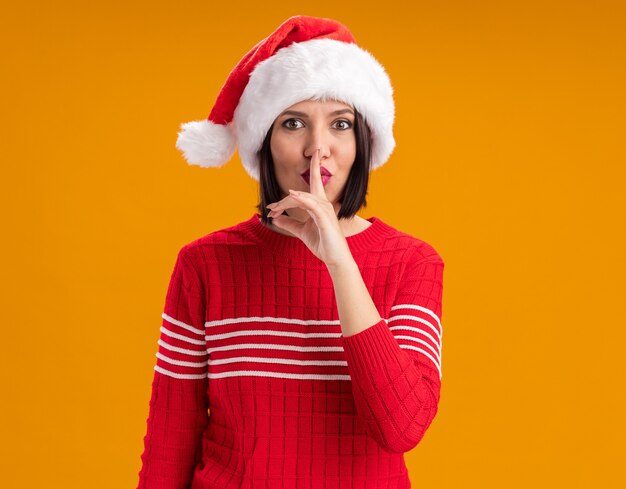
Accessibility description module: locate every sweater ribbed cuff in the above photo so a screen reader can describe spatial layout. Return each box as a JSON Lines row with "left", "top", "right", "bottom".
{"left": 341, "top": 318, "right": 413, "bottom": 388}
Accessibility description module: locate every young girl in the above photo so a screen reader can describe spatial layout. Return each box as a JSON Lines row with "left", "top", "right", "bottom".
{"left": 137, "top": 15, "right": 445, "bottom": 489}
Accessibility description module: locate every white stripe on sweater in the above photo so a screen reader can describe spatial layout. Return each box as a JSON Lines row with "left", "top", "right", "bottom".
{"left": 160, "top": 326, "right": 206, "bottom": 345}
{"left": 162, "top": 312, "right": 205, "bottom": 336}
{"left": 158, "top": 339, "right": 208, "bottom": 356}
{"left": 156, "top": 305, "right": 443, "bottom": 380}
{"left": 154, "top": 365, "right": 208, "bottom": 379}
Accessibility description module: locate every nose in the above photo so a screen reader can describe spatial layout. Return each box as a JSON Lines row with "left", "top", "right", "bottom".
{"left": 303, "top": 128, "right": 331, "bottom": 161}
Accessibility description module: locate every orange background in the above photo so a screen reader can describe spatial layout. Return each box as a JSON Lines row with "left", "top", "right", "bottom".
{"left": 2, "top": 1, "right": 625, "bottom": 487}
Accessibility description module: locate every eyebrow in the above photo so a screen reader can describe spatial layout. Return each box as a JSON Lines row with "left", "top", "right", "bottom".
{"left": 279, "top": 109, "right": 355, "bottom": 118}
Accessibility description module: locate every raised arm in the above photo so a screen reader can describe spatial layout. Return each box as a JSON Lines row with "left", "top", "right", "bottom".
{"left": 331, "top": 246, "right": 445, "bottom": 453}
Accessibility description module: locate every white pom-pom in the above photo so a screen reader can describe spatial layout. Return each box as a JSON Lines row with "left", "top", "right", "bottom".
{"left": 175, "top": 119, "right": 237, "bottom": 168}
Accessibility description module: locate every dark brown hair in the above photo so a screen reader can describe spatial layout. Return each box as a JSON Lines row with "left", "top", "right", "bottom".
{"left": 255, "top": 107, "right": 373, "bottom": 225}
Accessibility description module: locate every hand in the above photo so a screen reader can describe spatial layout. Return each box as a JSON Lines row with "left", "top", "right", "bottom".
{"left": 266, "top": 148, "right": 352, "bottom": 268}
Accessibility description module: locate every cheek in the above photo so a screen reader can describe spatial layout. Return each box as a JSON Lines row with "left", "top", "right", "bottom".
{"left": 270, "top": 133, "right": 297, "bottom": 165}
{"left": 337, "top": 139, "right": 357, "bottom": 166}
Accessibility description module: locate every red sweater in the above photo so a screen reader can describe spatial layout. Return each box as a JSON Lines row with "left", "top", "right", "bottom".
{"left": 137, "top": 212, "right": 445, "bottom": 489}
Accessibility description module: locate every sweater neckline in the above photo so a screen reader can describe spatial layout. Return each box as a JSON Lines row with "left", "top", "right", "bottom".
{"left": 242, "top": 212, "right": 394, "bottom": 259}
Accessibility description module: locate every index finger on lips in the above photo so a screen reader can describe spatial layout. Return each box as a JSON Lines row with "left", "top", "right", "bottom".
{"left": 309, "top": 148, "right": 326, "bottom": 199}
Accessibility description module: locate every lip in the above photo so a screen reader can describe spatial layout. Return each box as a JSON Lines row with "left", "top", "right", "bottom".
{"left": 301, "top": 167, "right": 332, "bottom": 177}
{"left": 302, "top": 175, "right": 331, "bottom": 186}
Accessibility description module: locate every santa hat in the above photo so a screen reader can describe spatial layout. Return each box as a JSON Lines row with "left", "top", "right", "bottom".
{"left": 175, "top": 15, "right": 395, "bottom": 181}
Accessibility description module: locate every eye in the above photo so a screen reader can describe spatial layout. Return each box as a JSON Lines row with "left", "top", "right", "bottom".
{"left": 333, "top": 119, "right": 353, "bottom": 130}
{"left": 282, "top": 118, "right": 304, "bottom": 130}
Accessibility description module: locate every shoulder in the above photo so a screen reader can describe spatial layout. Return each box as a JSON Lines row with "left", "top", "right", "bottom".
{"left": 407, "top": 238, "right": 445, "bottom": 266}
{"left": 176, "top": 217, "right": 256, "bottom": 265}
{"left": 377, "top": 217, "right": 445, "bottom": 266}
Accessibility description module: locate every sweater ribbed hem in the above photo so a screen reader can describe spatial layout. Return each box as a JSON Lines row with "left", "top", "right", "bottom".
{"left": 242, "top": 213, "right": 395, "bottom": 259}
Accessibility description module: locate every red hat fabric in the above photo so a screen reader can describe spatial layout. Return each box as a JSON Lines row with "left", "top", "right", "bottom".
{"left": 176, "top": 15, "right": 395, "bottom": 181}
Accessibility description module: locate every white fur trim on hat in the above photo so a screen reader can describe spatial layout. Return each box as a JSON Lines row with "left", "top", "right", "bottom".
{"left": 175, "top": 119, "right": 237, "bottom": 168}
{"left": 233, "top": 38, "right": 395, "bottom": 181}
